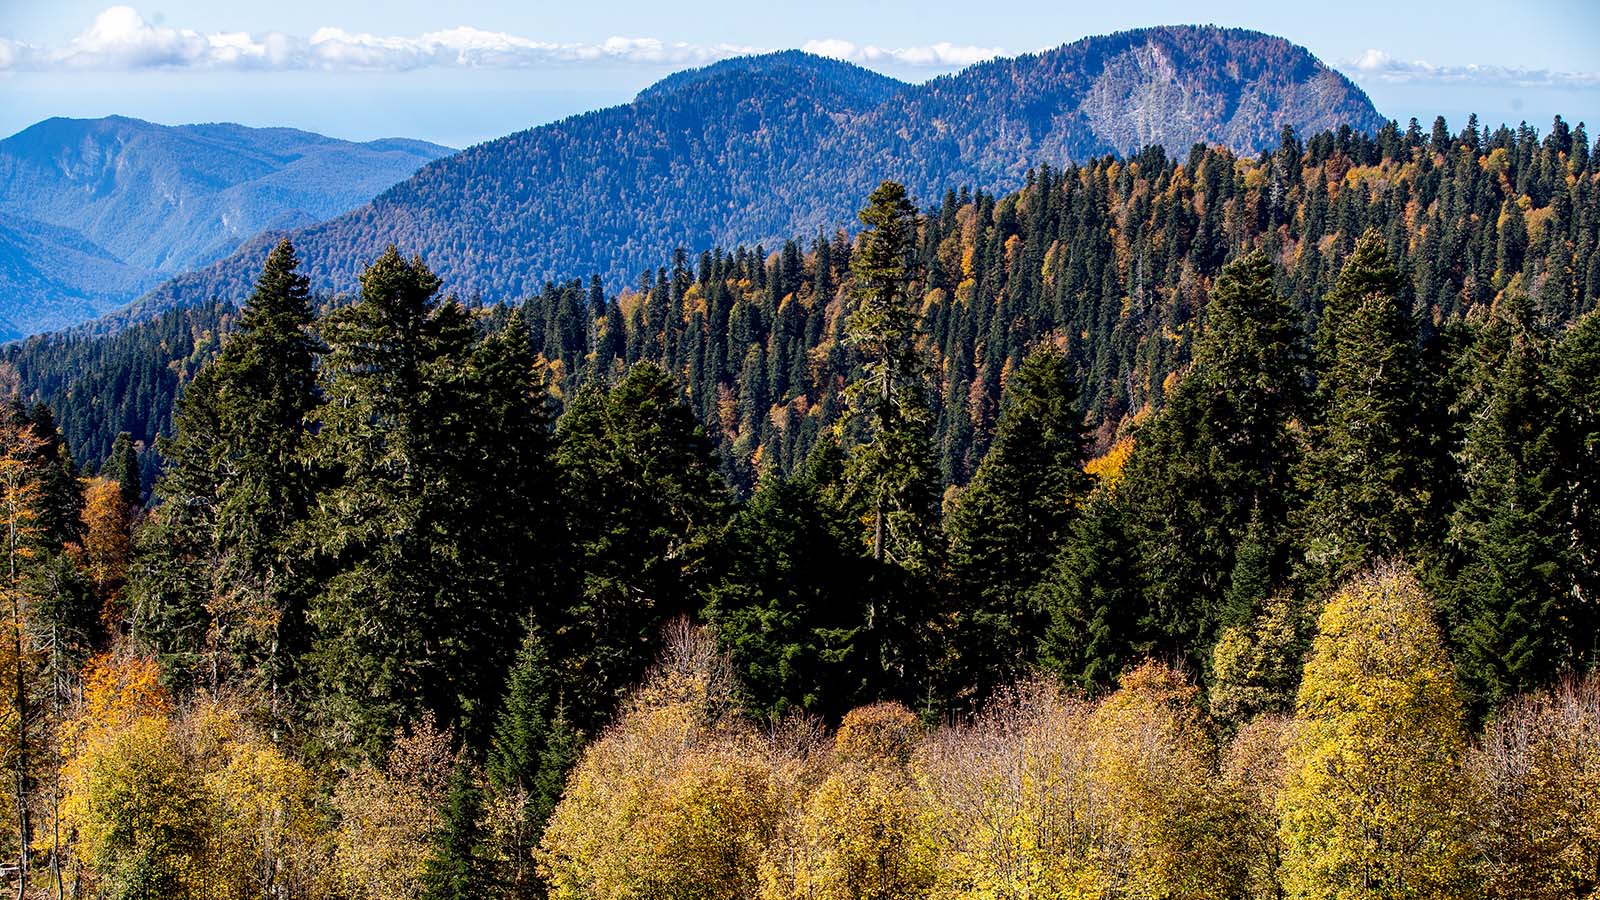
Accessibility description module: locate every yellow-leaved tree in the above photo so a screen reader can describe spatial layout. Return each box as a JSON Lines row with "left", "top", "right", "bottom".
{"left": 60, "top": 655, "right": 334, "bottom": 900}
{"left": 332, "top": 713, "right": 456, "bottom": 900}
{"left": 1279, "top": 566, "right": 1478, "bottom": 899}
{"left": 914, "top": 679, "right": 1109, "bottom": 899}
{"left": 1085, "top": 662, "right": 1247, "bottom": 900}
{"left": 761, "top": 701, "right": 935, "bottom": 900}
{"left": 538, "top": 621, "right": 777, "bottom": 900}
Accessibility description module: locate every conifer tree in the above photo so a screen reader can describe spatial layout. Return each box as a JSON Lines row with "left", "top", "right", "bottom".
{"left": 420, "top": 762, "right": 493, "bottom": 900}
{"left": 1122, "top": 250, "right": 1306, "bottom": 663}
{"left": 946, "top": 343, "right": 1092, "bottom": 697}
{"left": 1555, "top": 310, "right": 1600, "bottom": 657}
{"left": 552, "top": 362, "right": 727, "bottom": 732}
{"left": 1298, "top": 230, "right": 1427, "bottom": 596}
{"left": 485, "top": 624, "right": 580, "bottom": 898}
{"left": 843, "top": 181, "right": 941, "bottom": 575}
{"left": 101, "top": 432, "right": 140, "bottom": 509}
{"left": 1444, "top": 296, "right": 1577, "bottom": 714}
{"left": 301, "top": 246, "right": 490, "bottom": 758}
{"left": 131, "top": 238, "right": 319, "bottom": 698}
{"left": 701, "top": 454, "right": 875, "bottom": 720}
{"left": 1036, "top": 490, "right": 1142, "bottom": 690}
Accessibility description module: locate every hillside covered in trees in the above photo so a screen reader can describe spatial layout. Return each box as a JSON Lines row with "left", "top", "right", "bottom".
{"left": 17, "top": 112, "right": 1598, "bottom": 488}
{"left": 123, "top": 26, "right": 1382, "bottom": 319}
{"left": 0, "top": 107, "right": 1595, "bottom": 894}
{"left": 0, "top": 117, "right": 450, "bottom": 337}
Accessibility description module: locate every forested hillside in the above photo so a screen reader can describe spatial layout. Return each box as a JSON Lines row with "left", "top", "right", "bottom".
{"left": 126, "top": 26, "right": 1381, "bottom": 317}
{"left": 0, "top": 116, "right": 450, "bottom": 335}
{"left": 19, "top": 113, "right": 1597, "bottom": 489}
{"left": 0, "top": 142, "right": 1595, "bottom": 896}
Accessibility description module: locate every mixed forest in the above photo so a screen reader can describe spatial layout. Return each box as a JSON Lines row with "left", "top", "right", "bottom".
{"left": 0, "top": 113, "right": 1595, "bottom": 899}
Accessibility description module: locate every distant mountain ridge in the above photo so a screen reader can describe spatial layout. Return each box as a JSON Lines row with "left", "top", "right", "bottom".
{"left": 0, "top": 116, "right": 451, "bottom": 338}
{"left": 127, "top": 26, "right": 1385, "bottom": 321}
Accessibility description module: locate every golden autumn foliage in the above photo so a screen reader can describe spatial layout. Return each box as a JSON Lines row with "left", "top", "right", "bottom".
{"left": 1082, "top": 663, "right": 1248, "bottom": 900}
{"left": 1083, "top": 436, "right": 1133, "bottom": 492}
{"left": 1279, "top": 566, "right": 1478, "bottom": 900}
{"left": 59, "top": 654, "right": 333, "bottom": 900}
{"left": 332, "top": 713, "right": 455, "bottom": 900}
{"left": 80, "top": 476, "right": 133, "bottom": 622}
{"left": 539, "top": 622, "right": 778, "bottom": 900}
{"left": 763, "top": 702, "right": 934, "bottom": 900}
{"left": 915, "top": 680, "right": 1109, "bottom": 899}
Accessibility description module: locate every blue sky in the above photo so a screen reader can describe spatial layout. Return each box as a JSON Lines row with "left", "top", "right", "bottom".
{"left": 2, "top": 1, "right": 1596, "bottom": 148}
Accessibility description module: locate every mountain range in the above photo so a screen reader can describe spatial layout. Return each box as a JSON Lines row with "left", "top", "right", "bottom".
{"left": 121, "top": 25, "right": 1383, "bottom": 323}
{"left": 0, "top": 117, "right": 450, "bottom": 338}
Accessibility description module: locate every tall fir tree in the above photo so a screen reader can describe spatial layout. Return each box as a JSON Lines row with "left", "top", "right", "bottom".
{"left": 842, "top": 181, "right": 942, "bottom": 576}
{"left": 1442, "top": 295, "right": 1577, "bottom": 716}
{"left": 130, "top": 238, "right": 319, "bottom": 700}
{"left": 1035, "top": 489, "right": 1143, "bottom": 691}
{"left": 945, "top": 343, "right": 1092, "bottom": 700}
{"left": 701, "top": 447, "right": 877, "bottom": 721}
{"left": 1121, "top": 250, "right": 1307, "bottom": 665}
{"left": 420, "top": 762, "right": 494, "bottom": 900}
{"left": 301, "top": 246, "right": 496, "bottom": 759}
{"left": 551, "top": 362, "right": 727, "bottom": 732}
{"left": 1298, "top": 230, "right": 1428, "bottom": 595}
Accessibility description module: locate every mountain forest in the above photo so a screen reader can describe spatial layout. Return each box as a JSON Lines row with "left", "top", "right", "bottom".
{"left": 0, "top": 111, "right": 1596, "bottom": 900}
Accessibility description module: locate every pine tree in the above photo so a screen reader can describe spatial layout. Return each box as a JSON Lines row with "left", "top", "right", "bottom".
{"left": 552, "top": 362, "right": 727, "bottom": 732}
{"left": 101, "top": 432, "right": 140, "bottom": 509}
{"left": 301, "top": 246, "right": 488, "bottom": 759}
{"left": 1298, "top": 230, "right": 1427, "bottom": 596}
{"left": 701, "top": 459, "right": 875, "bottom": 720}
{"left": 946, "top": 344, "right": 1092, "bottom": 698}
{"left": 1122, "top": 250, "right": 1306, "bottom": 663}
{"left": 1555, "top": 310, "right": 1600, "bottom": 661}
{"left": 131, "top": 238, "right": 319, "bottom": 698}
{"left": 486, "top": 625, "right": 581, "bottom": 883}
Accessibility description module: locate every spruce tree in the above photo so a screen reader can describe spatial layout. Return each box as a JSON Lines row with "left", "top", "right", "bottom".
{"left": 1035, "top": 491, "right": 1142, "bottom": 691}
{"left": 701, "top": 457, "right": 875, "bottom": 720}
{"left": 1121, "top": 250, "right": 1306, "bottom": 664}
{"left": 842, "top": 181, "right": 941, "bottom": 575}
{"left": 1298, "top": 230, "right": 1427, "bottom": 595}
{"left": 946, "top": 344, "right": 1092, "bottom": 698}
{"left": 301, "top": 246, "right": 488, "bottom": 758}
{"left": 1555, "top": 310, "right": 1600, "bottom": 659}
{"left": 102, "top": 432, "right": 140, "bottom": 508}
{"left": 131, "top": 238, "right": 319, "bottom": 698}
{"left": 420, "top": 762, "right": 493, "bottom": 900}
{"left": 1443, "top": 296, "right": 1576, "bottom": 715}
{"left": 552, "top": 362, "right": 727, "bottom": 732}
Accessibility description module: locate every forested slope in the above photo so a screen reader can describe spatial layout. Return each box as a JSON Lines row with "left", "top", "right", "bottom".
{"left": 19, "top": 114, "right": 1596, "bottom": 488}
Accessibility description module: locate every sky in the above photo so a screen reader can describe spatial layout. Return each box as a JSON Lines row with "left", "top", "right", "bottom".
{"left": 1, "top": 1, "right": 1597, "bottom": 149}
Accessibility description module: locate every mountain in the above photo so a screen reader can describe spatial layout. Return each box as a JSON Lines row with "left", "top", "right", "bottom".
{"left": 0, "top": 116, "right": 451, "bottom": 337}
{"left": 0, "top": 211, "right": 165, "bottom": 337}
{"left": 129, "top": 26, "right": 1384, "bottom": 319}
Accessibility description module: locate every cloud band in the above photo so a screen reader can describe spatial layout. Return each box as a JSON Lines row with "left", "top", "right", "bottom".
{"left": 0, "top": 6, "right": 1001, "bottom": 72}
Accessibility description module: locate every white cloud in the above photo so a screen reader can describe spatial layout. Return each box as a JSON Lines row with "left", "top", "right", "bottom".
{"left": 0, "top": 6, "right": 992, "bottom": 73}
{"left": 802, "top": 38, "right": 1002, "bottom": 68}
{"left": 1348, "top": 48, "right": 1600, "bottom": 88}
